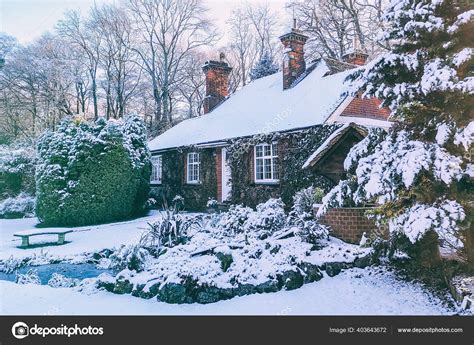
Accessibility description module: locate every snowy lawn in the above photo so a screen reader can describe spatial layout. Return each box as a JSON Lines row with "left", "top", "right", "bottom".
{"left": 0, "top": 266, "right": 454, "bottom": 315}
{"left": 0, "top": 211, "right": 160, "bottom": 263}
{"left": 0, "top": 213, "right": 459, "bottom": 315}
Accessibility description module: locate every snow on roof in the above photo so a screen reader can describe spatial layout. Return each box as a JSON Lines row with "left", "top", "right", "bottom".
{"left": 331, "top": 115, "right": 392, "bottom": 129}
{"left": 149, "top": 60, "right": 354, "bottom": 151}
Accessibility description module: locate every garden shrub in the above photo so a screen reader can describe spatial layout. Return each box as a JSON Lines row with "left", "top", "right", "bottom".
{"left": 244, "top": 198, "right": 286, "bottom": 238}
{"left": 110, "top": 244, "right": 150, "bottom": 272}
{"left": 141, "top": 205, "right": 202, "bottom": 248}
{"left": 292, "top": 186, "right": 325, "bottom": 216}
{"left": 214, "top": 204, "right": 253, "bottom": 236}
{"left": 0, "top": 193, "right": 35, "bottom": 219}
{"left": 0, "top": 144, "right": 35, "bottom": 198}
{"left": 47, "top": 273, "right": 79, "bottom": 288}
{"left": 16, "top": 269, "right": 41, "bottom": 285}
{"left": 35, "top": 115, "right": 150, "bottom": 226}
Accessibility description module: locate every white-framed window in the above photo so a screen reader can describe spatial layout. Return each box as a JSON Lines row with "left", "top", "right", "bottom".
{"left": 254, "top": 143, "right": 279, "bottom": 183}
{"left": 150, "top": 155, "right": 163, "bottom": 184}
{"left": 187, "top": 152, "right": 200, "bottom": 184}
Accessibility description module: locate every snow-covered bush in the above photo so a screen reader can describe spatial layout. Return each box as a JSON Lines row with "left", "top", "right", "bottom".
{"left": 244, "top": 198, "right": 286, "bottom": 238}
{"left": 214, "top": 204, "right": 253, "bottom": 236}
{"left": 47, "top": 273, "right": 79, "bottom": 288}
{"left": 141, "top": 208, "right": 201, "bottom": 248}
{"left": 0, "top": 193, "right": 35, "bottom": 218}
{"left": 211, "top": 198, "right": 329, "bottom": 244}
{"left": 290, "top": 217, "right": 330, "bottom": 244}
{"left": 144, "top": 197, "right": 157, "bottom": 210}
{"left": 293, "top": 186, "right": 325, "bottom": 216}
{"left": 0, "top": 256, "right": 26, "bottom": 273}
{"left": 0, "top": 144, "right": 35, "bottom": 198}
{"left": 35, "top": 115, "right": 151, "bottom": 226}
{"left": 16, "top": 269, "right": 41, "bottom": 285}
{"left": 109, "top": 244, "right": 150, "bottom": 272}
{"left": 206, "top": 198, "right": 218, "bottom": 210}
{"left": 172, "top": 195, "right": 185, "bottom": 210}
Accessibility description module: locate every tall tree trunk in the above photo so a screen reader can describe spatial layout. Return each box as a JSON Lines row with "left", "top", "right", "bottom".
{"left": 91, "top": 71, "right": 99, "bottom": 120}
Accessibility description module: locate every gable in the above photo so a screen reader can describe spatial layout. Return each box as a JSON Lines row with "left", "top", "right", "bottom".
{"left": 340, "top": 95, "right": 390, "bottom": 120}
{"left": 302, "top": 123, "right": 367, "bottom": 183}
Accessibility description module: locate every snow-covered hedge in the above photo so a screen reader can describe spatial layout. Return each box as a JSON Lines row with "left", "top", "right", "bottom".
{"left": 35, "top": 115, "right": 151, "bottom": 226}
{"left": 0, "top": 144, "right": 35, "bottom": 198}
{"left": 0, "top": 193, "right": 35, "bottom": 219}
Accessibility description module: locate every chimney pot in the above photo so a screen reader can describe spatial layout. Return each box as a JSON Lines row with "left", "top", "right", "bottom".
{"left": 342, "top": 51, "right": 369, "bottom": 66}
{"left": 342, "top": 37, "right": 368, "bottom": 66}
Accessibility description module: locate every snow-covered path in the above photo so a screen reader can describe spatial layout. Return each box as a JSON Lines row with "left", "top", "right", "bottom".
{"left": 0, "top": 267, "right": 453, "bottom": 315}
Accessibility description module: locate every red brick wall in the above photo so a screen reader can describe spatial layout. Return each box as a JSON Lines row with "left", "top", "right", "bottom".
{"left": 313, "top": 205, "right": 387, "bottom": 244}
{"left": 341, "top": 96, "right": 390, "bottom": 121}
{"left": 215, "top": 148, "right": 222, "bottom": 202}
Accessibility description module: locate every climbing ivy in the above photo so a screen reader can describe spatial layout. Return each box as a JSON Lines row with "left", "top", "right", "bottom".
{"left": 151, "top": 147, "right": 217, "bottom": 211}
{"left": 152, "top": 124, "right": 342, "bottom": 210}
{"left": 227, "top": 125, "right": 339, "bottom": 208}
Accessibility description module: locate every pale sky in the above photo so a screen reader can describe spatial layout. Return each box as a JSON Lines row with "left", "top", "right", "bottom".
{"left": 0, "top": 0, "right": 291, "bottom": 47}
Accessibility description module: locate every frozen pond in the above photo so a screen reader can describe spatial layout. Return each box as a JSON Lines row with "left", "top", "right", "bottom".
{"left": 0, "top": 263, "right": 112, "bottom": 284}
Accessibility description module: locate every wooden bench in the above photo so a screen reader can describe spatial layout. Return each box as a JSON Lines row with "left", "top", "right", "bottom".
{"left": 13, "top": 229, "right": 73, "bottom": 248}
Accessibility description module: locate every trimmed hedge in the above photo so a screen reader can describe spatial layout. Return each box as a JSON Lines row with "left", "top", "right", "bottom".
{"left": 36, "top": 116, "right": 150, "bottom": 226}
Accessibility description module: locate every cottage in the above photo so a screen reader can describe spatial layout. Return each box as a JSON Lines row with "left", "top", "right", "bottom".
{"left": 148, "top": 26, "right": 390, "bottom": 210}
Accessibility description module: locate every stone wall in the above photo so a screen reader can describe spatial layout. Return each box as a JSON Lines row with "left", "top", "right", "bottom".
{"left": 313, "top": 205, "right": 387, "bottom": 244}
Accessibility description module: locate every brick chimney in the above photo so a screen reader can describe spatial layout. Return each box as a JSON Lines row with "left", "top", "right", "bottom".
{"left": 342, "top": 37, "right": 368, "bottom": 66}
{"left": 279, "top": 22, "right": 308, "bottom": 90}
{"left": 202, "top": 53, "right": 232, "bottom": 114}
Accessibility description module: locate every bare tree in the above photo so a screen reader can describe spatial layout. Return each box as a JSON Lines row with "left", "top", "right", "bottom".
{"left": 90, "top": 4, "right": 141, "bottom": 119}
{"left": 225, "top": 2, "right": 281, "bottom": 89}
{"left": 290, "top": 0, "right": 388, "bottom": 60}
{"left": 175, "top": 50, "right": 208, "bottom": 119}
{"left": 57, "top": 10, "right": 103, "bottom": 119}
{"left": 0, "top": 34, "right": 78, "bottom": 140}
{"left": 126, "top": 0, "right": 218, "bottom": 129}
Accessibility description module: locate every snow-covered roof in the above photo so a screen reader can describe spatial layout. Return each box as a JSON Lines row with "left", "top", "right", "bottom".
{"left": 149, "top": 60, "right": 355, "bottom": 152}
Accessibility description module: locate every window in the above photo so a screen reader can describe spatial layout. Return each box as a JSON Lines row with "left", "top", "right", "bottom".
{"left": 187, "top": 152, "right": 200, "bottom": 184}
{"left": 150, "top": 155, "right": 163, "bottom": 184}
{"left": 254, "top": 143, "right": 279, "bottom": 183}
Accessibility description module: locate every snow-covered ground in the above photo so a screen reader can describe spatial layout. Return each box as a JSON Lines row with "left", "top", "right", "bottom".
{"left": 0, "top": 267, "right": 453, "bottom": 315}
{"left": 0, "top": 212, "right": 159, "bottom": 262}
{"left": 0, "top": 215, "right": 456, "bottom": 315}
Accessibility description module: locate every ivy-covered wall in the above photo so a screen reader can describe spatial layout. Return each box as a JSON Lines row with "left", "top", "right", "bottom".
{"left": 150, "top": 147, "right": 217, "bottom": 211}
{"left": 227, "top": 125, "right": 339, "bottom": 208}
{"left": 151, "top": 124, "right": 342, "bottom": 211}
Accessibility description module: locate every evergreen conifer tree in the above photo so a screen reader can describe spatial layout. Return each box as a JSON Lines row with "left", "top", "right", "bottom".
{"left": 249, "top": 51, "right": 279, "bottom": 81}
{"left": 320, "top": 0, "right": 473, "bottom": 266}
